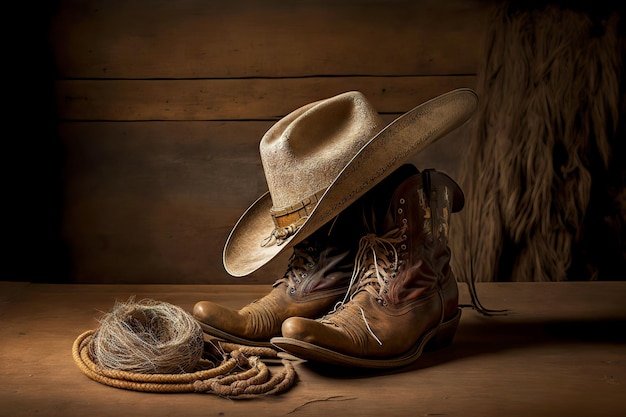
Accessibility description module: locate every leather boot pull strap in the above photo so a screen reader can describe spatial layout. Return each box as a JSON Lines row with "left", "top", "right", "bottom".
{"left": 421, "top": 169, "right": 434, "bottom": 198}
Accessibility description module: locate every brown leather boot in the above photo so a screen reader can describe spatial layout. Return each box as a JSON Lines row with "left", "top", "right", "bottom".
{"left": 193, "top": 199, "right": 365, "bottom": 347}
{"left": 272, "top": 165, "right": 464, "bottom": 367}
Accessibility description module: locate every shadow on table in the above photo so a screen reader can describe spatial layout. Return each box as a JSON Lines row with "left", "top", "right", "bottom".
{"left": 298, "top": 315, "right": 626, "bottom": 378}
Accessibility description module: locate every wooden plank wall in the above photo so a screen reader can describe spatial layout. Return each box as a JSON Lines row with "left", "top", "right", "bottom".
{"left": 48, "top": 0, "right": 490, "bottom": 284}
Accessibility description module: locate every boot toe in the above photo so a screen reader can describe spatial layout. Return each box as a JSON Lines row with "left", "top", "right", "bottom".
{"left": 193, "top": 300, "right": 216, "bottom": 323}
{"left": 281, "top": 317, "right": 320, "bottom": 343}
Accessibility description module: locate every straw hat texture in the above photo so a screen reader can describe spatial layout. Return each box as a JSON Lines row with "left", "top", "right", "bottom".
{"left": 223, "top": 89, "right": 478, "bottom": 277}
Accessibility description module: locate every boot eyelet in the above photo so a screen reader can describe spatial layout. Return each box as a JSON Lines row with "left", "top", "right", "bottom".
{"left": 402, "top": 218, "right": 408, "bottom": 224}
{"left": 402, "top": 234, "right": 407, "bottom": 240}
{"left": 306, "top": 262, "right": 314, "bottom": 268}
{"left": 399, "top": 198, "right": 405, "bottom": 204}
{"left": 300, "top": 273, "right": 307, "bottom": 278}
{"left": 400, "top": 244, "right": 407, "bottom": 250}
{"left": 295, "top": 278, "right": 301, "bottom": 284}
{"left": 289, "top": 287, "right": 296, "bottom": 294}
{"left": 397, "top": 208, "right": 403, "bottom": 214}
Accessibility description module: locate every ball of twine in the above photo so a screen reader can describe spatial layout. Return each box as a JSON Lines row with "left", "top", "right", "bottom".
{"left": 90, "top": 298, "right": 204, "bottom": 374}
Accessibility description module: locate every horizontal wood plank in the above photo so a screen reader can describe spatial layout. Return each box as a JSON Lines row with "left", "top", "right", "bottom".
{"left": 50, "top": 0, "right": 489, "bottom": 79}
{"left": 60, "top": 121, "right": 279, "bottom": 283}
{"left": 59, "top": 120, "right": 472, "bottom": 284}
{"left": 55, "top": 76, "right": 478, "bottom": 121}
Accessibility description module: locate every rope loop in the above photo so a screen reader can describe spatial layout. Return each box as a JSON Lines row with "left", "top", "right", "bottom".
{"left": 72, "top": 329, "right": 297, "bottom": 398}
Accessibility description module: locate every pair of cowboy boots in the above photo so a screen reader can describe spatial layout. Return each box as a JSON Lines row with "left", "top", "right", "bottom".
{"left": 193, "top": 164, "right": 464, "bottom": 368}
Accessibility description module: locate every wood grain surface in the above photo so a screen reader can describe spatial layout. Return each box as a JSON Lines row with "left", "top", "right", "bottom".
{"left": 1, "top": 281, "right": 624, "bottom": 417}
{"left": 47, "top": 0, "right": 490, "bottom": 283}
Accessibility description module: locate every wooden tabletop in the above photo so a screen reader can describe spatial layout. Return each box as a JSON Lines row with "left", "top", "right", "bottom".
{"left": 1, "top": 281, "right": 624, "bottom": 417}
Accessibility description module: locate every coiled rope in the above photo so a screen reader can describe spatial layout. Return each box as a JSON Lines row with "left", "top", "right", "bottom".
{"left": 71, "top": 299, "right": 297, "bottom": 398}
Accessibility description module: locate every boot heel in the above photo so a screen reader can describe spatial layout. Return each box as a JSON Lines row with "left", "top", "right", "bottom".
{"left": 425, "top": 309, "right": 461, "bottom": 351}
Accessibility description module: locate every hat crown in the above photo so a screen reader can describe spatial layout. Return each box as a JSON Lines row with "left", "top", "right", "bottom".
{"left": 260, "top": 91, "right": 385, "bottom": 210}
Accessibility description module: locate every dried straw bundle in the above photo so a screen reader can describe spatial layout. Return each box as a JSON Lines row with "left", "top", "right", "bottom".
{"left": 73, "top": 298, "right": 298, "bottom": 397}
{"left": 451, "top": 2, "right": 624, "bottom": 281}
{"left": 90, "top": 298, "right": 204, "bottom": 374}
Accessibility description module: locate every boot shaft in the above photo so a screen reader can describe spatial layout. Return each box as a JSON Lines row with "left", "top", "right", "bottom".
{"left": 357, "top": 165, "right": 464, "bottom": 306}
{"left": 282, "top": 185, "right": 369, "bottom": 297}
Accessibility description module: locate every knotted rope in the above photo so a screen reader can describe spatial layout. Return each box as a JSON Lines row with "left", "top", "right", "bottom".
{"left": 71, "top": 299, "right": 297, "bottom": 398}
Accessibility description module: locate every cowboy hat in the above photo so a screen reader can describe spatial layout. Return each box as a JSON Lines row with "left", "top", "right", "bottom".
{"left": 223, "top": 88, "right": 478, "bottom": 277}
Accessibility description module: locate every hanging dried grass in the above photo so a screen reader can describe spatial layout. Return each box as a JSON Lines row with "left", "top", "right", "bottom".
{"left": 451, "top": 1, "right": 623, "bottom": 282}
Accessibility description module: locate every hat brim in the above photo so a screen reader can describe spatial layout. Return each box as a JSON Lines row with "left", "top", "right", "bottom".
{"left": 223, "top": 88, "right": 479, "bottom": 277}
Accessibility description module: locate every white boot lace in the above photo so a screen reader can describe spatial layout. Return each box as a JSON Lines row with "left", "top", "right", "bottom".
{"left": 323, "top": 224, "right": 408, "bottom": 345}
